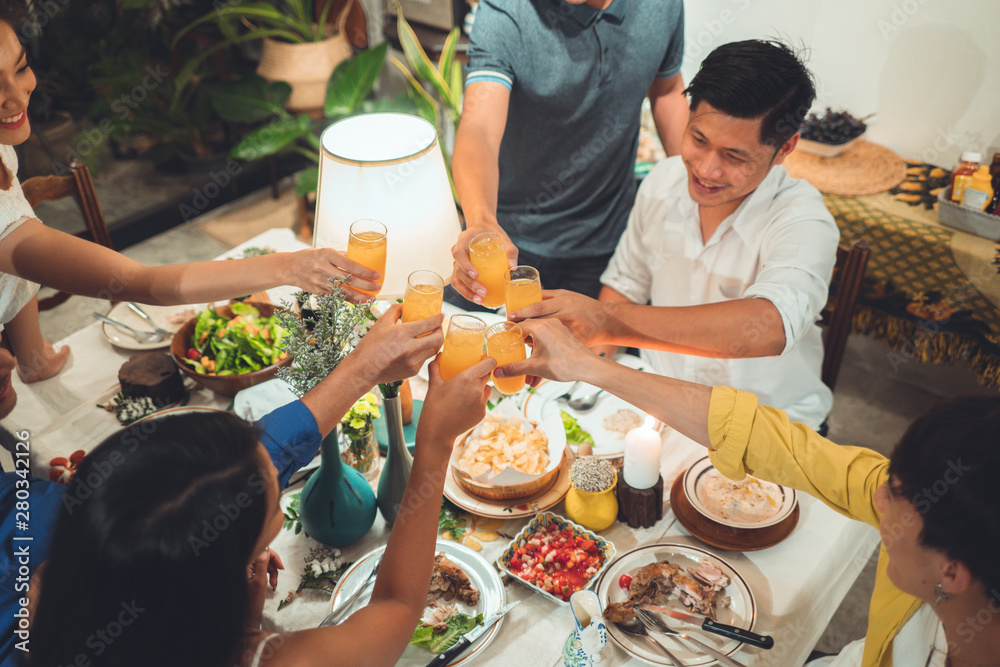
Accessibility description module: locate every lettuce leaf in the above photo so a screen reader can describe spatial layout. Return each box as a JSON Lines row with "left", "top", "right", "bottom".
{"left": 409, "top": 612, "right": 484, "bottom": 654}
{"left": 561, "top": 410, "right": 594, "bottom": 445}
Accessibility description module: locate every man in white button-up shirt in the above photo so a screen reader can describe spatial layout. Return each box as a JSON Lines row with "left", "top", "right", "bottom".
{"left": 511, "top": 40, "right": 839, "bottom": 430}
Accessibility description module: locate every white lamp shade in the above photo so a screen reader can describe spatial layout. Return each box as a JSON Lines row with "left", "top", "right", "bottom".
{"left": 313, "top": 113, "right": 461, "bottom": 299}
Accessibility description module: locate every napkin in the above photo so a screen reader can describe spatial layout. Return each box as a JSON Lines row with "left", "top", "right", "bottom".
{"left": 460, "top": 400, "right": 566, "bottom": 486}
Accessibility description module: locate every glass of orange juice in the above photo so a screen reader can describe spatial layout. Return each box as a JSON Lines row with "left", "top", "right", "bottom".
{"left": 402, "top": 270, "right": 444, "bottom": 324}
{"left": 346, "top": 219, "right": 387, "bottom": 297}
{"left": 440, "top": 314, "right": 486, "bottom": 381}
{"left": 468, "top": 232, "right": 508, "bottom": 309}
{"left": 504, "top": 265, "right": 541, "bottom": 318}
{"left": 486, "top": 321, "right": 527, "bottom": 395}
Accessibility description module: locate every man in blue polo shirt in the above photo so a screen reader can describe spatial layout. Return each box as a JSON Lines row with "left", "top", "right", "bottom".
{"left": 450, "top": 0, "right": 687, "bottom": 305}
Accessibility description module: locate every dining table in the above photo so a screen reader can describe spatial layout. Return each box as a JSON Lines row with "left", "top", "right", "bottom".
{"left": 7, "top": 226, "right": 882, "bottom": 666}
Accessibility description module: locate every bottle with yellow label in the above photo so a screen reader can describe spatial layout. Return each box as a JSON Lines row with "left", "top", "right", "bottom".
{"left": 960, "top": 165, "right": 994, "bottom": 212}
{"left": 951, "top": 151, "right": 981, "bottom": 202}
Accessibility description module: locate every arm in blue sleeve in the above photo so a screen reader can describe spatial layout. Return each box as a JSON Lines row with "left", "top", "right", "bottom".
{"left": 256, "top": 400, "right": 322, "bottom": 489}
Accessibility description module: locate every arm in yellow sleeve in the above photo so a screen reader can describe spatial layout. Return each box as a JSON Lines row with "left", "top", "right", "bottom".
{"left": 707, "top": 386, "right": 890, "bottom": 530}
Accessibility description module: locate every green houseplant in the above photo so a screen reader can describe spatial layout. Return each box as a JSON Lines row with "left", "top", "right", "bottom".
{"left": 389, "top": 7, "right": 465, "bottom": 198}
{"left": 212, "top": 42, "right": 420, "bottom": 197}
{"left": 173, "top": 0, "right": 357, "bottom": 111}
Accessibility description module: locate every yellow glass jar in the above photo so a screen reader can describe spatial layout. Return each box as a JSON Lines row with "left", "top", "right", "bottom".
{"left": 564, "top": 474, "right": 618, "bottom": 532}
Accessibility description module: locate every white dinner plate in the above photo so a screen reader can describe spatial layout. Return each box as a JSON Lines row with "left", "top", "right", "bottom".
{"left": 100, "top": 302, "right": 200, "bottom": 351}
{"left": 523, "top": 352, "right": 657, "bottom": 458}
{"left": 596, "top": 543, "right": 756, "bottom": 666}
{"left": 683, "top": 456, "right": 798, "bottom": 529}
{"left": 329, "top": 540, "right": 506, "bottom": 666}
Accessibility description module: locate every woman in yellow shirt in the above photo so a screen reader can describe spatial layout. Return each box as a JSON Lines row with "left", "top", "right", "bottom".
{"left": 497, "top": 318, "right": 1000, "bottom": 667}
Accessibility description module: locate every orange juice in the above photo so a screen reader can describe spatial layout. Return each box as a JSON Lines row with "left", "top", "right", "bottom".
{"left": 440, "top": 315, "right": 486, "bottom": 381}
{"left": 469, "top": 232, "right": 508, "bottom": 309}
{"left": 505, "top": 266, "right": 541, "bottom": 317}
{"left": 346, "top": 220, "right": 387, "bottom": 297}
{"left": 402, "top": 285, "right": 443, "bottom": 323}
{"left": 402, "top": 270, "right": 444, "bottom": 324}
{"left": 486, "top": 322, "right": 527, "bottom": 395}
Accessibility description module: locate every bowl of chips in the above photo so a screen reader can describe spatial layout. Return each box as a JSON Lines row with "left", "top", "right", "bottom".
{"left": 451, "top": 403, "right": 567, "bottom": 501}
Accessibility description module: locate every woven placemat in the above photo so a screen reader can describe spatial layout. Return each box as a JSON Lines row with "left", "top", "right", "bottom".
{"left": 784, "top": 139, "right": 907, "bottom": 196}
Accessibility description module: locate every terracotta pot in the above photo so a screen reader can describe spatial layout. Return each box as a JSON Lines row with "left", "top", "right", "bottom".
{"left": 256, "top": 1, "right": 355, "bottom": 112}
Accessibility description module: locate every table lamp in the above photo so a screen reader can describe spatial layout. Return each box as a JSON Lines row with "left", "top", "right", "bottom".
{"left": 313, "top": 112, "right": 461, "bottom": 299}
{"left": 313, "top": 112, "right": 460, "bottom": 527}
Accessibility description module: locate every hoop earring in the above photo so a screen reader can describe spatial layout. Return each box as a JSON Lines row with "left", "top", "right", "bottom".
{"left": 933, "top": 582, "right": 950, "bottom": 606}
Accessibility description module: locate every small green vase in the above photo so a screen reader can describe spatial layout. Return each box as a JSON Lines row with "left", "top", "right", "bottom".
{"left": 300, "top": 429, "right": 377, "bottom": 546}
{"left": 377, "top": 394, "right": 413, "bottom": 527}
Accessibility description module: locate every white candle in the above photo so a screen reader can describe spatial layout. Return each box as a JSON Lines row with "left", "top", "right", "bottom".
{"left": 623, "top": 426, "right": 661, "bottom": 490}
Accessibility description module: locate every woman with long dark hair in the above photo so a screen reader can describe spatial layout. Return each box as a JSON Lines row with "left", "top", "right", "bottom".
{"left": 29, "top": 351, "right": 495, "bottom": 666}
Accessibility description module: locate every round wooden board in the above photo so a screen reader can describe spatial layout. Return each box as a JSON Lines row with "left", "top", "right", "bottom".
{"left": 669, "top": 474, "right": 799, "bottom": 551}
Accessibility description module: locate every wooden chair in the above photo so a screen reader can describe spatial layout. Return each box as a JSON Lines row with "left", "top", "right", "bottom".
{"left": 20, "top": 160, "right": 113, "bottom": 310}
{"left": 820, "top": 240, "right": 870, "bottom": 391}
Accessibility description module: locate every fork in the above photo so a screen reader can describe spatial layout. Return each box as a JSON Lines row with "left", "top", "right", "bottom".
{"left": 636, "top": 608, "right": 748, "bottom": 667}
{"left": 318, "top": 556, "right": 382, "bottom": 627}
{"left": 554, "top": 381, "right": 582, "bottom": 405}
{"left": 125, "top": 302, "right": 173, "bottom": 337}
{"left": 93, "top": 313, "right": 168, "bottom": 344}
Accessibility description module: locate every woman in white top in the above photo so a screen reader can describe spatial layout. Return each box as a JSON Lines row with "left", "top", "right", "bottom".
{"left": 0, "top": 7, "right": 379, "bottom": 383}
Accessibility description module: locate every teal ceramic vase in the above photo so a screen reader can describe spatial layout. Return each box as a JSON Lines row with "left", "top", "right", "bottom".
{"left": 300, "top": 429, "right": 377, "bottom": 546}
{"left": 377, "top": 394, "right": 413, "bottom": 527}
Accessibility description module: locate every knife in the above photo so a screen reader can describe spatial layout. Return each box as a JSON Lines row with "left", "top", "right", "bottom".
{"left": 656, "top": 609, "right": 774, "bottom": 649}
{"left": 424, "top": 600, "right": 519, "bottom": 667}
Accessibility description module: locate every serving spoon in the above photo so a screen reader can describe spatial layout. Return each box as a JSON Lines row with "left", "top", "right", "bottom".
{"left": 613, "top": 618, "right": 685, "bottom": 667}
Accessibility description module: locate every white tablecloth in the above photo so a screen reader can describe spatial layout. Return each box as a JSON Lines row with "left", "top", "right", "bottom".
{"left": 10, "top": 226, "right": 881, "bottom": 665}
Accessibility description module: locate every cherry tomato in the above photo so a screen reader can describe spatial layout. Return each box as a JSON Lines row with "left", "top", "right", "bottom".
{"left": 619, "top": 574, "right": 633, "bottom": 591}
{"left": 186, "top": 347, "right": 201, "bottom": 360}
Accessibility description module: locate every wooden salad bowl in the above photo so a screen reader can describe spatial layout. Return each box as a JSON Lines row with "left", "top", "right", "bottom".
{"left": 170, "top": 302, "right": 291, "bottom": 398}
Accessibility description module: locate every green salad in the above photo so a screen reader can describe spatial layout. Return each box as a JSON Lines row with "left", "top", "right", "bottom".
{"left": 561, "top": 410, "right": 595, "bottom": 446}
{"left": 409, "top": 612, "right": 483, "bottom": 654}
{"left": 181, "top": 302, "right": 287, "bottom": 376}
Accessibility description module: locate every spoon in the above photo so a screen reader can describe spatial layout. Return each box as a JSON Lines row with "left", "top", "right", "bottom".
{"left": 613, "top": 618, "right": 685, "bottom": 667}
{"left": 93, "top": 313, "right": 169, "bottom": 344}
{"left": 636, "top": 608, "right": 749, "bottom": 667}
{"left": 554, "top": 381, "right": 582, "bottom": 405}
{"left": 567, "top": 386, "right": 604, "bottom": 412}
{"left": 125, "top": 302, "right": 173, "bottom": 338}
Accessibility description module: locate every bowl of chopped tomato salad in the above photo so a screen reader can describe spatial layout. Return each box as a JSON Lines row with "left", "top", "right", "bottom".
{"left": 496, "top": 512, "right": 615, "bottom": 605}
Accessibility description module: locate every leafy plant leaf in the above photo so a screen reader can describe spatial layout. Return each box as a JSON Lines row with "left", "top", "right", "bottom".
{"left": 395, "top": 8, "right": 457, "bottom": 110}
{"left": 211, "top": 75, "right": 292, "bottom": 124}
{"left": 390, "top": 55, "right": 439, "bottom": 122}
{"left": 229, "top": 115, "right": 310, "bottom": 161}
{"left": 296, "top": 166, "right": 319, "bottom": 197}
{"left": 324, "top": 42, "right": 389, "bottom": 118}
{"left": 173, "top": 3, "right": 311, "bottom": 46}
{"left": 437, "top": 27, "right": 461, "bottom": 89}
